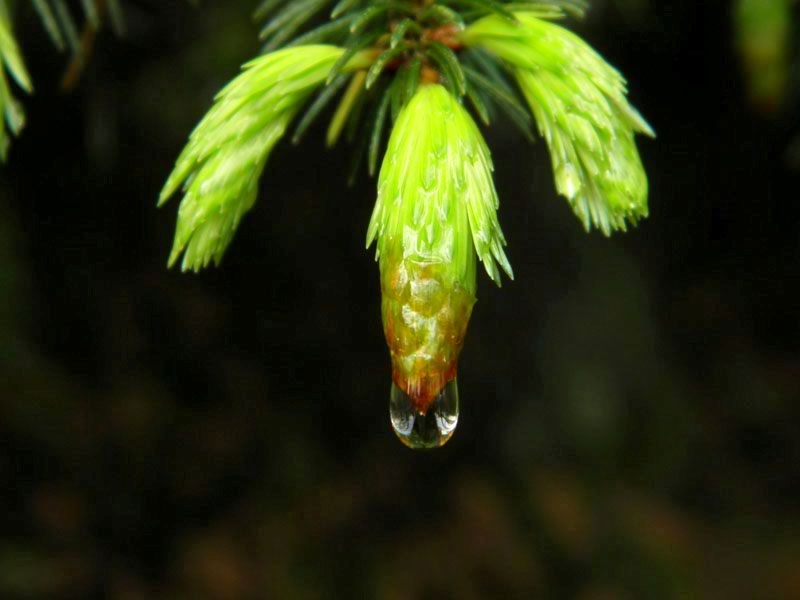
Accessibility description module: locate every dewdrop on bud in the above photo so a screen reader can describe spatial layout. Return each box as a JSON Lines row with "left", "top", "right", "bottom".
{"left": 366, "top": 84, "right": 512, "bottom": 449}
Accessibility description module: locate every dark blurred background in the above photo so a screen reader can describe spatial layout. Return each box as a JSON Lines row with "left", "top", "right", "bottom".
{"left": 2, "top": 1, "right": 800, "bottom": 598}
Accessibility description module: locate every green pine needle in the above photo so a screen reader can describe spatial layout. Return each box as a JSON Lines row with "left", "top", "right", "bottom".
{"left": 366, "top": 45, "right": 406, "bottom": 89}
{"left": 29, "top": 0, "right": 127, "bottom": 54}
{"left": 462, "top": 65, "right": 533, "bottom": 138}
{"left": 32, "top": 0, "right": 65, "bottom": 50}
{"left": 427, "top": 41, "right": 467, "bottom": 97}
{"left": 328, "top": 70, "right": 367, "bottom": 146}
{"left": 293, "top": 72, "right": 351, "bottom": 144}
{"left": 0, "top": 2, "right": 31, "bottom": 161}
{"left": 368, "top": 82, "right": 392, "bottom": 176}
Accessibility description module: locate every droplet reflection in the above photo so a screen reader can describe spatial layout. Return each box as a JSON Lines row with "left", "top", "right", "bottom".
{"left": 389, "top": 379, "right": 459, "bottom": 449}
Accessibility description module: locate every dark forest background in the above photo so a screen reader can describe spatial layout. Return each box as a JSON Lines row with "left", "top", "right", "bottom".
{"left": 2, "top": 1, "right": 800, "bottom": 598}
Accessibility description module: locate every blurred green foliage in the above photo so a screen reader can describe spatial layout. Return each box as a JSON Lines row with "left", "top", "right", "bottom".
{"left": 735, "top": 0, "right": 792, "bottom": 114}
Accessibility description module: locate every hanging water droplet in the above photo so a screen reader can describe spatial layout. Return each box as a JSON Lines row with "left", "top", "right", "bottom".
{"left": 389, "top": 379, "right": 459, "bottom": 449}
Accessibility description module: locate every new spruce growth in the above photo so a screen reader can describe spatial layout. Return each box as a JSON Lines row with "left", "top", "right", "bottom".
{"left": 156, "top": 1, "right": 653, "bottom": 441}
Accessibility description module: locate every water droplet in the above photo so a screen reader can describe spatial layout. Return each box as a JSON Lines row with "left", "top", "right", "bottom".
{"left": 389, "top": 379, "right": 459, "bottom": 449}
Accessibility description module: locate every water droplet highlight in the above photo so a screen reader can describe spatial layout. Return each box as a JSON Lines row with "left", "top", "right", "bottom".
{"left": 389, "top": 379, "right": 459, "bottom": 449}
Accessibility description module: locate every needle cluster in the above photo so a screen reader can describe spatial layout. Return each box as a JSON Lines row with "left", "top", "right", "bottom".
{"left": 161, "top": 0, "right": 652, "bottom": 271}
